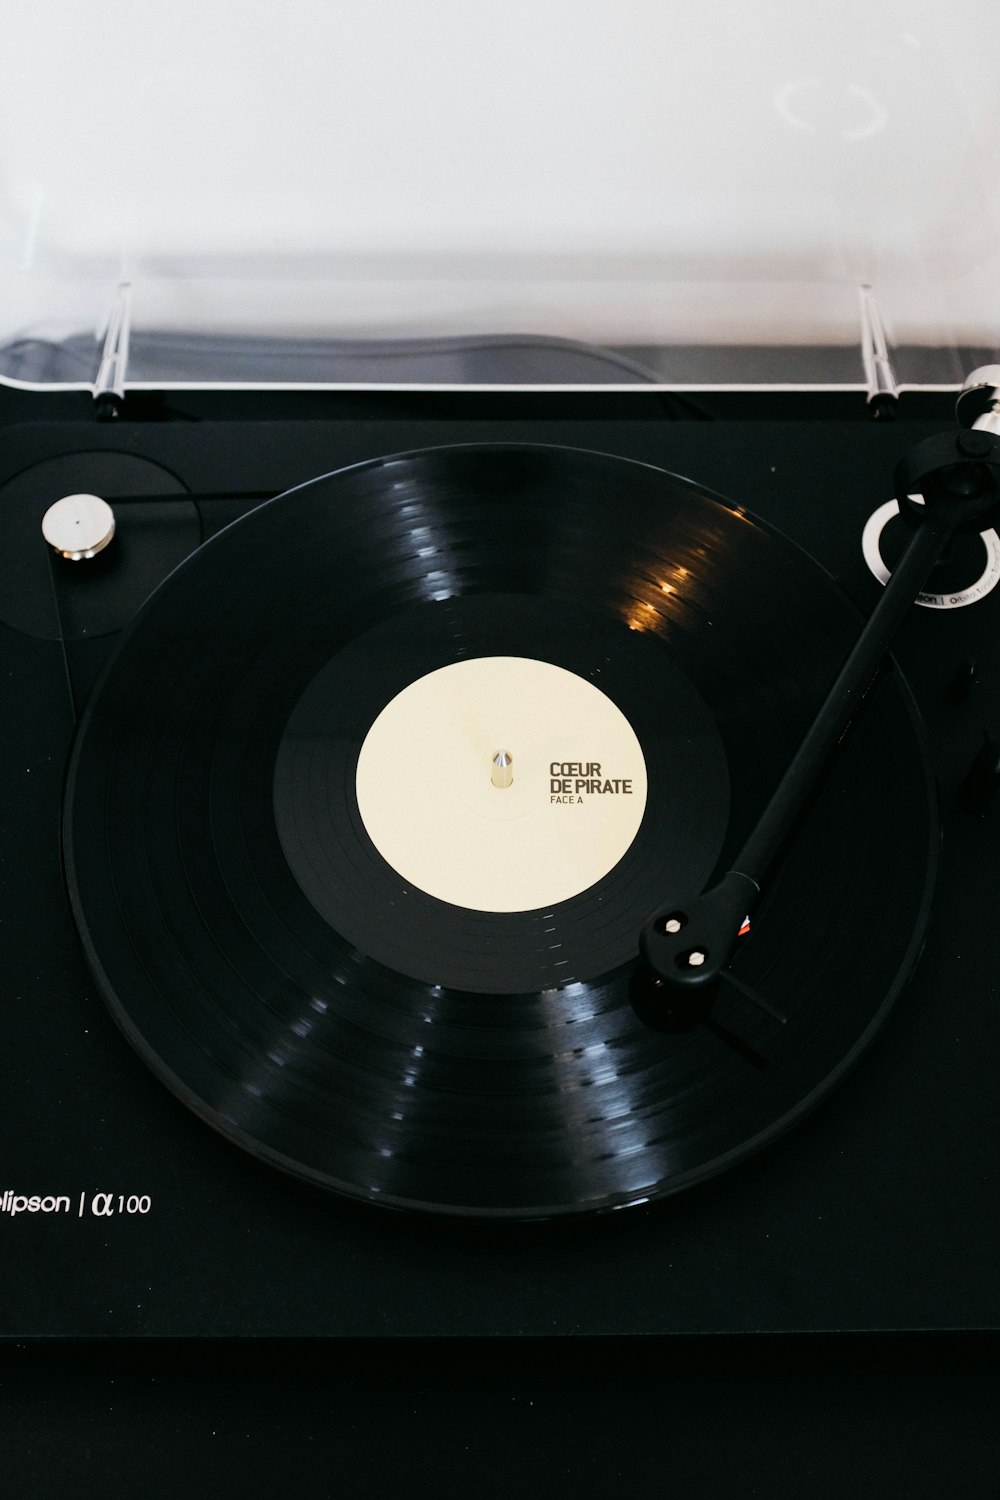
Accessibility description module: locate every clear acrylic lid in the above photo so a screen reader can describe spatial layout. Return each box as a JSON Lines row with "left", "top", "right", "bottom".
{"left": 2, "top": 1, "right": 998, "bottom": 391}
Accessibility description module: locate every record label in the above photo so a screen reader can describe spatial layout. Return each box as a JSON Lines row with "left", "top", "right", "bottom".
{"left": 354, "top": 655, "right": 648, "bottom": 912}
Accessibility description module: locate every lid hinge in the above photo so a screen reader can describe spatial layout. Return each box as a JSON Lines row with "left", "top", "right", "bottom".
{"left": 859, "top": 284, "right": 898, "bottom": 417}
{"left": 94, "top": 282, "right": 132, "bottom": 419}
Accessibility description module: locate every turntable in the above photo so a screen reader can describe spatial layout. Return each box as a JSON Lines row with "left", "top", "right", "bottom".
{"left": 3, "top": 3, "right": 1000, "bottom": 1492}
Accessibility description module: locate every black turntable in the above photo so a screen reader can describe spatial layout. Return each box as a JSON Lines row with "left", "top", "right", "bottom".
{"left": 2, "top": 376, "right": 999, "bottom": 1490}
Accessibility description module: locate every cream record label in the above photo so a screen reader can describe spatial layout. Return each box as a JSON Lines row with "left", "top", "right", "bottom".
{"left": 354, "top": 655, "right": 648, "bottom": 913}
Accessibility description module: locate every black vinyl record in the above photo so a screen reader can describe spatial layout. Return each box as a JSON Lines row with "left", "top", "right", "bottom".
{"left": 64, "top": 445, "right": 937, "bottom": 1219}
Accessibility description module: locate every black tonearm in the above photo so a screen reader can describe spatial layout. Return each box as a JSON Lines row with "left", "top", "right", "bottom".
{"left": 640, "top": 370, "right": 1000, "bottom": 993}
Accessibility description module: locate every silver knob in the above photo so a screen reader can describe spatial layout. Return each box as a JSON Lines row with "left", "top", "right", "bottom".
{"left": 41, "top": 494, "right": 116, "bottom": 560}
{"left": 956, "top": 366, "right": 1000, "bottom": 435}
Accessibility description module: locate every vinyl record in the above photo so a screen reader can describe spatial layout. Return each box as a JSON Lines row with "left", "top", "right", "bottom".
{"left": 64, "top": 445, "right": 937, "bottom": 1218}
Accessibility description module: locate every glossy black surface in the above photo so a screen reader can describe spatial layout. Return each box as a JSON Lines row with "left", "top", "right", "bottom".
{"left": 2, "top": 393, "right": 998, "bottom": 1348}
{"left": 63, "top": 445, "right": 936, "bottom": 1217}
